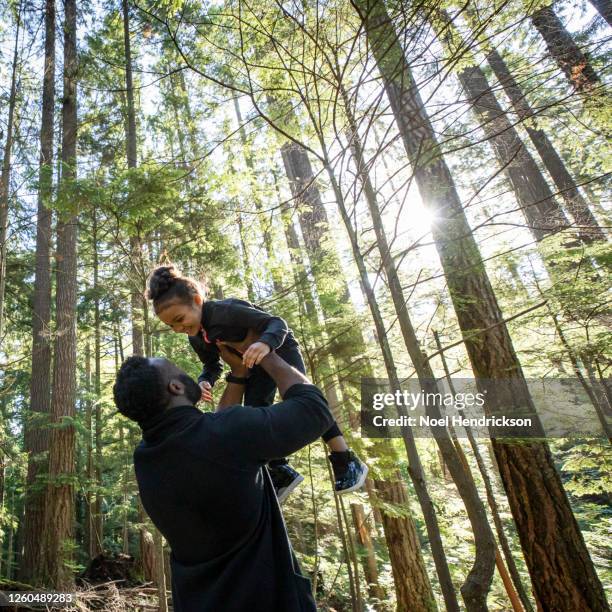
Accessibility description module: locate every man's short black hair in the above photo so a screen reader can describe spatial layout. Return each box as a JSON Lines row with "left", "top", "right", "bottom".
{"left": 113, "top": 356, "right": 167, "bottom": 424}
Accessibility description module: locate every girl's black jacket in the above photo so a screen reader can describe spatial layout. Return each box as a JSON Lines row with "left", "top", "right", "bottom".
{"left": 188, "top": 298, "right": 298, "bottom": 386}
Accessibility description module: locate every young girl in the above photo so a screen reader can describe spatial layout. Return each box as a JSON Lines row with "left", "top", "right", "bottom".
{"left": 146, "top": 265, "right": 368, "bottom": 503}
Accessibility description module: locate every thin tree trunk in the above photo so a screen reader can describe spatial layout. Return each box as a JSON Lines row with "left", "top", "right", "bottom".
{"left": 122, "top": 0, "right": 145, "bottom": 357}
{"left": 233, "top": 97, "right": 283, "bottom": 293}
{"left": 0, "top": 462, "right": 5, "bottom": 576}
{"left": 43, "top": 0, "right": 78, "bottom": 589}
{"left": 123, "top": 0, "right": 137, "bottom": 170}
{"left": 338, "top": 76, "right": 498, "bottom": 610}
{"left": 84, "top": 341, "right": 94, "bottom": 558}
{"left": 20, "top": 0, "right": 55, "bottom": 584}
{"left": 351, "top": 502, "right": 385, "bottom": 601}
{"left": 531, "top": 5, "right": 602, "bottom": 95}
{"left": 281, "top": 141, "right": 441, "bottom": 611}
{"left": 6, "top": 487, "right": 15, "bottom": 579}
{"left": 434, "top": 331, "right": 534, "bottom": 612}
{"left": 119, "top": 425, "right": 130, "bottom": 555}
{"left": 154, "top": 530, "right": 168, "bottom": 612}
{"left": 280, "top": 142, "right": 440, "bottom": 611}
{"left": 340, "top": 497, "right": 363, "bottom": 612}
{"left": 92, "top": 210, "right": 103, "bottom": 554}
{"left": 351, "top": 1, "right": 609, "bottom": 609}
{"left": 589, "top": 0, "right": 612, "bottom": 27}
{"left": 0, "top": 0, "right": 22, "bottom": 341}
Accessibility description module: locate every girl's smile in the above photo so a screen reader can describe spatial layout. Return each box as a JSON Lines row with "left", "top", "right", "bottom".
{"left": 157, "top": 298, "right": 203, "bottom": 336}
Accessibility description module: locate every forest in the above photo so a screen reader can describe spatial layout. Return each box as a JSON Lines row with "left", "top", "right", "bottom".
{"left": 0, "top": 0, "right": 610, "bottom": 608}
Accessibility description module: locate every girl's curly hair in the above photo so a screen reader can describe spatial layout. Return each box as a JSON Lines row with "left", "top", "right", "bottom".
{"left": 146, "top": 264, "right": 204, "bottom": 313}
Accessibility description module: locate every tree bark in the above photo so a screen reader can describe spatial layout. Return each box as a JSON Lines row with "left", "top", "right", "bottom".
{"left": 351, "top": 1, "right": 609, "bottom": 609}
{"left": 351, "top": 502, "right": 385, "bottom": 601}
{"left": 154, "top": 530, "right": 168, "bottom": 612}
{"left": 455, "top": 62, "right": 604, "bottom": 249}
{"left": 84, "top": 341, "right": 94, "bottom": 558}
{"left": 43, "top": 0, "right": 78, "bottom": 589}
{"left": 20, "top": 0, "right": 55, "bottom": 584}
{"left": 434, "top": 24, "right": 570, "bottom": 240}
{"left": 531, "top": 5, "right": 602, "bottom": 95}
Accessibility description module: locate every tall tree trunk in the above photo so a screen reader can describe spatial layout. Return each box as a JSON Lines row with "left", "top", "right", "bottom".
{"left": 92, "top": 210, "right": 103, "bottom": 555}
{"left": 589, "top": 0, "right": 612, "bottom": 27}
{"left": 154, "top": 530, "right": 168, "bottom": 612}
{"left": 324, "top": 122, "right": 492, "bottom": 609}
{"left": 281, "top": 142, "right": 443, "bottom": 612}
{"left": 480, "top": 43, "right": 605, "bottom": 242}
{"left": 0, "top": 0, "right": 22, "bottom": 340}
{"left": 20, "top": 0, "right": 55, "bottom": 584}
{"left": 84, "top": 341, "right": 94, "bottom": 558}
{"left": 43, "top": 0, "right": 78, "bottom": 589}
{"left": 351, "top": 1, "right": 609, "bottom": 609}
{"left": 0, "top": 3, "right": 20, "bottom": 572}
{"left": 122, "top": 0, "right": 145, "bottom": 357}
{"left": 338, "top": 75, "right": 500, "bottom": 609}
{"left": 6, "top": 487, "right": 15, "bottom": 579}
{"left": 434, "top": 331, "right": 534, "bottom": 612}
{"left": 531, "top": 5, "right": 602, "bottom": 95}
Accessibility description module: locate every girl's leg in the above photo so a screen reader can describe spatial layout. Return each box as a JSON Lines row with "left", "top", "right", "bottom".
{"left": 244, "top": 366, "right": 277, "bottom": 407}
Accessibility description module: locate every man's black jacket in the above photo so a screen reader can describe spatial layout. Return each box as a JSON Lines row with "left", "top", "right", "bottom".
{"left": 188, "top": 298, "right": 298, "bottom": 386}
{"left": 133, "top": 383, "right": 333, "bottom": 612}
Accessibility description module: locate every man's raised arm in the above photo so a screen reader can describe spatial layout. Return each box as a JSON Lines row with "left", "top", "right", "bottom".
{"left": 214, "top": 351, "right": 334, "bottom": 463}
{"left": 258, "top": 351, "right": 310, "bottom": 396}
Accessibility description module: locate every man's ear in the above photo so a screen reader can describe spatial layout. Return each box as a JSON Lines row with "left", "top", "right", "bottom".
{"left": 168, "top": 377, "right": 184, "bottom": 396}
{"left": 194, "top": 293, "right": 203, "bottom": 306}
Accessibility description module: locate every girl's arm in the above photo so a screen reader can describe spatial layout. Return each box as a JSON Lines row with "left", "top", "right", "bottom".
{"left": 188, "top": 334, "right": 223, "bottom": 386}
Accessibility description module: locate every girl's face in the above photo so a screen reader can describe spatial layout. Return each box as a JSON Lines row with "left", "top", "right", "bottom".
{"left": 157, "top": 295, "right": 203, "bottom": 336}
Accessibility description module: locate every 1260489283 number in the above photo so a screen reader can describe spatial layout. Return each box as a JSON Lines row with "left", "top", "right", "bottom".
{"left": 0, "top": 591, "right": 75, "bottom": 608}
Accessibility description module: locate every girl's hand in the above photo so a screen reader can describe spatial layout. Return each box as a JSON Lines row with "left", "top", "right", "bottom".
{"left": 242, "top": 341, "right": 271, "bottom": 368}
{"left": 199, "top": 381, "right": 213, "bottom": 403}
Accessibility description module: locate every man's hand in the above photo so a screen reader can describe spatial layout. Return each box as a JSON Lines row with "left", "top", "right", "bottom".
{"left": 242, "top": 341, "right": 271, "bottom": 368}
{"left": 217, "top": 329, "right": 262, "bottom": 366}
{"left": 199, "top": 380, "right": 213, "bottom": 403}
{"left": 217, "top": 342, "right": 249, "bottom": 377}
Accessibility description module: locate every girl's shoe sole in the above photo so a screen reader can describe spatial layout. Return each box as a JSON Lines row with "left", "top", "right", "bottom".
{"left": 337, "top": 463, "right": 369, "bottom": 494}
{"left": 277, "top": 474, "right": 305, "bottom": 504}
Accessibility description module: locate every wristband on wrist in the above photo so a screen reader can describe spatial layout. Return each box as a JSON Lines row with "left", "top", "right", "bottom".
{"left": 225, "top": 372, "right": 249, "bottom": 385}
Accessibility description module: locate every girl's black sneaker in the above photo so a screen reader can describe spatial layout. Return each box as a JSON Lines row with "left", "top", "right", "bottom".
{"left": 329, "top": 450, "right": 368, "bottom": 493}
{"left": 268, "top": 463, "right": 304, "bottom": 504}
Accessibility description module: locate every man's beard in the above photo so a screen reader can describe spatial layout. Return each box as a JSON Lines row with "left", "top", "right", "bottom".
{"left": 179, "top": 374, "right": 202, "bottom": 405}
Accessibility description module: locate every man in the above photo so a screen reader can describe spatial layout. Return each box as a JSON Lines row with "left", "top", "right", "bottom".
{"left": 112, "top": 332, "right": 334, "bottom": 611}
